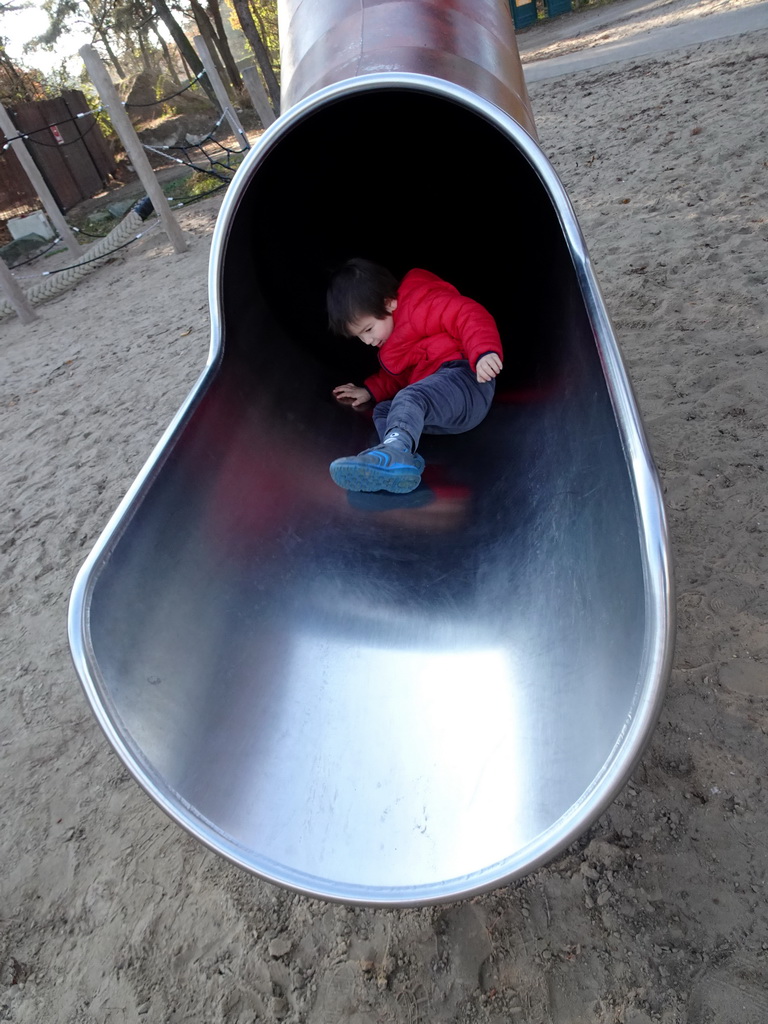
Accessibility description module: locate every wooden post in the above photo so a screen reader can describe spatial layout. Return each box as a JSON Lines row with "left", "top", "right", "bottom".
{"left": 79, "top": 44, "right": 188, "bottom": 254}
{"left": 0, "top": 258, "right": 37, "bottom": 323}
{"left": 193, "top": 36, "right": 250, "bottom": 151}
{"left": 240, "top": 66, "right": 276, "bottom": 128}
{"left": 0, "top": 102, "right": 82, "bottom": 259}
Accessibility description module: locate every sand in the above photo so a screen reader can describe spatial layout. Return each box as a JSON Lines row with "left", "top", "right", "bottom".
{"left": 518, "top": 0, "right": 768, "bottom": 65}
{"left": 1, "top": 4, "right": 767, "bottom": 1022}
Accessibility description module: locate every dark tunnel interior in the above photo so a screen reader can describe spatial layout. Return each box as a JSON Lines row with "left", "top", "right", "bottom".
{"left": 219, "top": 89, "right": 582, "bottom": 403}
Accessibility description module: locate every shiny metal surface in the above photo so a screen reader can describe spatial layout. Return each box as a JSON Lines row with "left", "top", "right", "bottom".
{"left": 279, "top": 0, "right": 536, "bottom": 136}
{"left": 68, "top": 3, "right": 674, "bottom": 905}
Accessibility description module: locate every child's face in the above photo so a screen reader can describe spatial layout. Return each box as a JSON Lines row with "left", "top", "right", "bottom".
{"left": 346, "top": 298, "right": 397, "bottom": 347}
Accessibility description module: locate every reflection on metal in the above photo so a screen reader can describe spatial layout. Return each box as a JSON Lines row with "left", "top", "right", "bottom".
{"left": 69, "top": 0, "right": 674, "bottom": 905}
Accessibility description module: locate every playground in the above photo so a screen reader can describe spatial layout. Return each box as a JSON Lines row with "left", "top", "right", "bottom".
{"left": 1, "top": 0, "right": 767, "bottom": 1019}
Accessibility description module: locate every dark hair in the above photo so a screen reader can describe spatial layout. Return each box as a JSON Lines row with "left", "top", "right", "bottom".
{"left": 327, "top": 259, "right": 399, "bottom": 336}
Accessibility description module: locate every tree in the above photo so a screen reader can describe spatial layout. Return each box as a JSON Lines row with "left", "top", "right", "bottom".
{"left": 0, "top": 47, "right": 46, "bottom": 103}
{"left": 189, "top": 0, "right": 241, "bottom": 95}
{"left": 229, "top": 0, "right": 278, "bottom": 111}
{"left": 112, "top": 0, "right": 175, "bottom": 80}
{"left": 197, "top": 0, "right": 242, "bottom": 95}
{"left": 14, "top": 0, "right": 264, "bottom": 112}
{"left": 0, "top": 3, "right": 47, "bottom": 103}
{"left": 33, "top": 0, "right": 129, "bottom": 78}
{"left": 150, "top": 0, "right": 217, "bottom": 103}
{"left": 152, "top": 22, "right": 180, "bottom": 84}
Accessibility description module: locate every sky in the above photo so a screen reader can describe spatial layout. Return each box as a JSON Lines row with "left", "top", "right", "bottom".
{"left": 2, "top": 4, "right": 91, "bottom": 74}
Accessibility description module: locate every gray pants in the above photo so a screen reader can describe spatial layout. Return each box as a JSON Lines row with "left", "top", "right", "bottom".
{"left": 372, "top": 360, "right": 496, "bottom": 449}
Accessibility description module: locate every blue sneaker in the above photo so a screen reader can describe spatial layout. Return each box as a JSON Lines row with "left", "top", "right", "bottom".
{"left": 330, "top": 443, "right": 425, "bottom": 493}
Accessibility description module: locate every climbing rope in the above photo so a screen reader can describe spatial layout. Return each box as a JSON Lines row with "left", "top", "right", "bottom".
{"left": 5, "top": 235, "right": 63, "bottom": 270}
{"left": 143, "top": 141, "right": 233, "bottom": 183}
{"left": 167, "top": 183, "right": 229, "bottom": 207}
{"left": 20, "top": 118, "right": 99, "bottom": 149}
{"left": 0, "top": 201, "right": 159, "bottom": 320}
{"left": 1, "top": 68, "right": 208, "bottom": 151}
{"left": 71, "top": 224, "right": 113, "bottom": 239}
{"left": 123, "top": 71, "right": 208, "bottom": 108}
{"left": 142, "top": 110, "right": 248, "bottom": 187}
{"left": 1, "top": 108, "right": 103, "bottom": 150}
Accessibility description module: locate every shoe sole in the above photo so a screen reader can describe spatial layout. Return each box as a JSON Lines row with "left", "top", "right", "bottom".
{"left": 330, "top": 459, "right": 424, "bottom": 494}
{"left": 347, "top": 485, "right": 434, "bottom": 510}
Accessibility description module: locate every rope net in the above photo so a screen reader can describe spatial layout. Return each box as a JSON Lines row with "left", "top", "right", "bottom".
{"left": 141, "top": 110, "right": 248, "bottom": 185}
{"left": 1, "top": 80, "right": 252, "bottom": 314}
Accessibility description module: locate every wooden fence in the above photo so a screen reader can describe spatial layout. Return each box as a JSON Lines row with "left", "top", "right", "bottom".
{"left": 0, "top": 90, "right": 116, "bottom": 241}
{"left": 0, "top": 145, "right": 38, "bottom": 237}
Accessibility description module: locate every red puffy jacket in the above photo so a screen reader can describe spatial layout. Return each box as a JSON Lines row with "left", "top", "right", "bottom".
{"left": 363, "top": 269, "right": 503, "bottom": 403}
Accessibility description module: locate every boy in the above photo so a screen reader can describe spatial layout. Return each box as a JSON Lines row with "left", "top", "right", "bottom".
{"left": 327, "top": 259, "right": 503, "bottom": 493}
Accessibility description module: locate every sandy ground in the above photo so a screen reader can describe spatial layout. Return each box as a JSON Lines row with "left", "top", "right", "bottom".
{"left": 517, "top": 0, "right": 767, "bottom": 62}
{"left": 1, "top": 4, "right": 767, "bottom": 1022}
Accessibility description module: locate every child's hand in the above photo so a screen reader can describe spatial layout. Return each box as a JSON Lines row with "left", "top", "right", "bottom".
{"left": 476, "top": 353, "right": 503, "bottom": 383}
{"left": 333, "top": 383, "right": 371, "bottom": 408}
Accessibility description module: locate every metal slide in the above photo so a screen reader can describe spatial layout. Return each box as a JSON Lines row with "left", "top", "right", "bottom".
{"left": 69, "top": 0, "right": 674, "bottom": 905}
